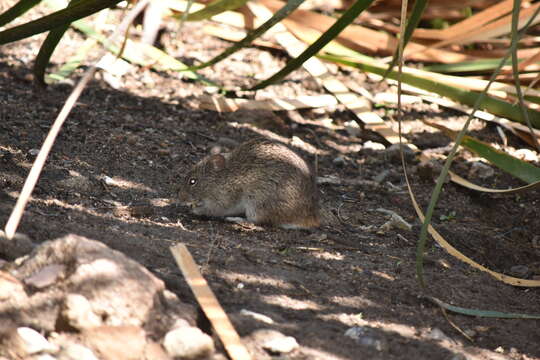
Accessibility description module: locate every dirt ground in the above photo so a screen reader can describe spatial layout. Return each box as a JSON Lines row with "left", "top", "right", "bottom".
{"left": 1, "top": 6, "right": 540, "bottom": 360}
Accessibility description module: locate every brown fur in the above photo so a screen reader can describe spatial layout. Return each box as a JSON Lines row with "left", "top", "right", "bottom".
{"left": 178, "top": 138, "right": 320, "bottom": 229}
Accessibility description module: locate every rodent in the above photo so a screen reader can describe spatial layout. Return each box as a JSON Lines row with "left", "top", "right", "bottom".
{"left": 178, "top": 137, "right": 320, "bottom": 229}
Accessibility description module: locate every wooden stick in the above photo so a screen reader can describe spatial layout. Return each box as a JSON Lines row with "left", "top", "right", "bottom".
{"left": 4, "top": 0, "right": 151, "bottom": 239}
{"left": 169, "top": 244, "right": 252, "bottom": 360}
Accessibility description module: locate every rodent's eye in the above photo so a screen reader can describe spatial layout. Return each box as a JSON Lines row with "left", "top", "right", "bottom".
{"left": 188, "top": 178, "right": 197, "bottom": 186}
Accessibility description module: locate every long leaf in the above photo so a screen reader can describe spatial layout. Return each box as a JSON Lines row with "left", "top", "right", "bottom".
{"left": 180, "top": 0, "right": 249, "bottom": 21}
{"left": 424, "top": 121, "right": 540, "bottom": 183}
{"left": 33, "top": 23, "right": 70, "bottom": 86}
{"left": 424, "top": 58, "right": 515, "bottom": 73}
{"left": 251, "top": 0, "right": 375, "bottom": 90}
{"left": 0, "top": 0, "right": 42, "bottom": 27}
{"left": 319, "top": 54, "right": 540, "bottom": 128}
{"left": 428, "top": 297, "right": 540, "bottom": 319}
{"left": 70, "top": 19, "right": 218, "bottom": 86}
{"left": 462, "top": 135, "right": 540, "bottom": 183}
{"left": 383, "top": 0, "right": 428, "bottom": 77}
{"left": 46, "top": 37, "right": 96, "bottom": 82}
{"left": 185, "top": 0, "right": 304, "bottom": 71}
{"left": 0, "top": 0, "right": 121, "bottom": 45}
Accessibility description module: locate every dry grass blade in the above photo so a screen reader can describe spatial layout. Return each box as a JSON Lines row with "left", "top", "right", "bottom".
{"left": 261, "top": 0, "right": 474, "bottom": 63}
{"left": 196, "top": 94, "right": 338, "bottom": 112}
{"left": 412, "top": 0, "right": 514, "bottom": 41}
{"left": 3, "top": 0, "right": 151, "bottom": 240}
{"left": 422, "top": 1, "right": 540, "bottom": 51}
{"left": 448, "top": 171, "right": 540, "bottom": 193}
{"left": 249, "top": 2, "right": 402, "bottom": 143}
{"left": 408, "top": 181, "right": 540, "bottom": 287}
{"left": 170, "top": 243, "right": 252, "bottom": 360}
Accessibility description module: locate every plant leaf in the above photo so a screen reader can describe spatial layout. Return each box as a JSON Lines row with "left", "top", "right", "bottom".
{"left": 0, "top": 0, "right": 42, "bottom": 27}
{"left": 428, "top": 297, "right": 540, "bottom": 319}
{"left": 0, "top": 0, "right": 122, "bottom": 45}
{"left": 184, "top": 0, "right": 305, "bottom": 71}
{"left": 33, "top": 23, "right": 70, "bottom": 86}
{"left": 319, "top": 54, "right": 540, "bottom": 128}
{"left": 251, "top": 0, "right": 376, "bottom": 90}
{"left": 177, "top": 0, "right": 249, "bottom": 21}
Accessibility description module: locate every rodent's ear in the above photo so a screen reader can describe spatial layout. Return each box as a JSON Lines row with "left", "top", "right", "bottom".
{"left": 208, "top": 154, "right": 226, "bottom": 171}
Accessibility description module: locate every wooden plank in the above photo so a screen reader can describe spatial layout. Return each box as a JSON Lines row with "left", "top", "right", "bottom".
{"left": 170, "top": 244, "right": 252, "bottom": 360}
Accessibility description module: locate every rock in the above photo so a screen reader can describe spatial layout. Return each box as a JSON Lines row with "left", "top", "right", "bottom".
{"left": 415, "top": 158, "right": 448, "bottom": 183}
{"left": 0, "top": 327, "right": 58, "bottom": 358}
{"left": 0, "top": 230, "right": 35, "bottom": 260}
{"left": 384, "top": 143, "right": 416, "bottom": 163}
{"left": 57, "top": 171, "right": 93, "bottom": 193}
{"left": 57, "top": 342, "right": 99, "bottom": 360}
{"left": 82, "top": 325, "right": 146, "bottom": 360}
{"left": 344, "top": 326, "right": 388, "bottom": 351}
{"left": 251, "top": 329, "right": 299, "bottom": 355}
{"left": 10, "top": 234, "right": 165, "bottom": 330}
{"left": 24, "top": 264, "right": 66, "bottom": 289}
{"left": 60, "top": 294, "right": 102, "bottom": 331}
{"left": 468, "top": 161, "right": 494, "bottom": 179}
{"left": 332, "top": 155, "right": 346, "bottom": 166}
{"left": 163, "top": 326, "right": 214, "bottom": 359}
{"left": 425, "top": 327, "right": 453, "bottom": 342}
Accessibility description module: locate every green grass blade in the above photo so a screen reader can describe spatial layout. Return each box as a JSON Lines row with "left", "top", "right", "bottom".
{"left": 70, "top": 18, "right": 218, "bottom": 87}
{"left": 461, "top": 135, "right": 540, "bottom": 183}
{"left": 424, "top": 58, "right": 515, "bottom": 73}
{"left": 319, "top": 54, "right": 540, "bottom": 128}
{"left": 33, "top": 23, "right": 70, "bottom": 86}
{"left": 429, "top": 297, "right": 540, "bottom": 319}
{"left": 251, "top": 0, "right": 375, "bottom": 90}
{"left": 0, "top": 0, "right": 42, "bottom": 27}
{"left": 0, "top": 0, "right": 121, "bottom": 45}
{"left": 383, "top": 0, "right": 428, "bottom": 77}
{"left": 175, "top": 0, "right": 249, "bottom": 21}
{"left": 185, "top": 0, "right": 305, "bottom": 71}
{"left": 46, "top": 37, "right": 96, "bottom": 83}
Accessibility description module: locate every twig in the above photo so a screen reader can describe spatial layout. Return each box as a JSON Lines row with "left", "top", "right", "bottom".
{"left": 170, "top": 243, "right": 252, "bottom": 360}
{"left": 3, "top": 0, "right": 151, "bottom": 239}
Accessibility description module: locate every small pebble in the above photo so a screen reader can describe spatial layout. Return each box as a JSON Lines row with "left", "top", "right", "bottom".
{"left": 425, "top": 327, "right": 453, "bottom": 342}
{"left": 16, "top": 327, "right": 57, "bottom": 355}
{"left": 344, "top": 326, "right": 388, "bottom": 351}
{"left": 163, "top": 326, "right": 214, "bottom": 359}
{"left": 251, "top": 329, "right": 298, "bottom": 355}
{"left": 468, "top": 161, "right": 494, "bottom": 179}
{"left": 240, "top": 309, "right": 274, "bottom": 324}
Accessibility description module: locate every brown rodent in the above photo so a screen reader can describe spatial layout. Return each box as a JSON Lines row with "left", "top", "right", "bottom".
{"left": 178, "top": 138, "right": 320, "bottom": 229}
